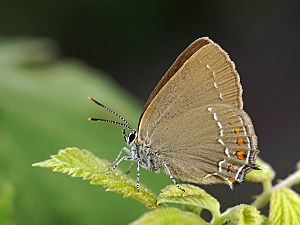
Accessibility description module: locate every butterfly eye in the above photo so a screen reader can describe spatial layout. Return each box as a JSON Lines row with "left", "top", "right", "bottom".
{"left": 129, "top": 132, "right": 136, "bottom": 143}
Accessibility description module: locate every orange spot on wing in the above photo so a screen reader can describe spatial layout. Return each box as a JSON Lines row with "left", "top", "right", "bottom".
{"left": 234, "top": 128, "right": 240, "bottom": 134}
{"left": 228, "top": 178, "right": 236, "bottom": 183}
{"left": 236, "top": 150, "right": 246, "bottom": 160}
{"left": 227, "top": 164, "right": 235, "bottom": 173}
{"left": 237, "top": 137, "right": 245, "bottom": 146}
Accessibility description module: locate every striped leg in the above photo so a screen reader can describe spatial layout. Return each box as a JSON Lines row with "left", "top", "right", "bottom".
{"left": 112, "top": 147, "right": 131, "bottom": 165}
{"left": 107, "top": 156, "right": 133, "bottom": 175}
{"left": 163, "top": 163, "right": 185, "bottom": 192}
{"left": 136, "top": 160, "right": 140, "bottom": 192}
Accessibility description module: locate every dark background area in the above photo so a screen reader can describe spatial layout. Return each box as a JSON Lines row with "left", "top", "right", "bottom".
{"left": 0, "top": 0, "right": 299, "bottom": 223}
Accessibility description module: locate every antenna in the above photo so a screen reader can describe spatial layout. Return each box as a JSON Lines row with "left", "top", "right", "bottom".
{"left": 88, "top": 117, "right": 132, "bottom": 129}
{"left": 88, "top": 97, "right": 132, "bottom": 129}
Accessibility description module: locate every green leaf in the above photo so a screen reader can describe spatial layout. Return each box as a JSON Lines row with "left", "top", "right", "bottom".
{"left": 182, "top": 204, "right": 202, "bottom": 215}
{"left": 261, "top": 215, "right": 269, "bottom": 225}
{"left": 269, "top": 188, "right": 300, "bottom": 225}
{"left": 32, "top": 147, "right": 158, "bottom": 209}
{"left": 157, "top": 184, "right": 220, "bottom": 219}
{"left": 221, "top": 204, "right": 262, "bottom": 225}
{"left": 246, "top": 158, "right": 275, "bottom": 183}
{"left": 0, "top": 183, "right": 15, "bottom": 225}
{"left": 130, "top": 207, "right": 209, "bottom": 225}
{"left": 0, "top": 38, "right": 143, "bottom": 225}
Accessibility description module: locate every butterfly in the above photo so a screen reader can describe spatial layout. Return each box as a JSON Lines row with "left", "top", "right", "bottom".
{"left": 88, "top": 37, "right": 260, "bottom": 191}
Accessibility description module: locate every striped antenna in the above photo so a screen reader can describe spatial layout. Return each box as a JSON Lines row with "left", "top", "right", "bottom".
{"left": 88, "top": 97, "right": 132, "bottom": 129}
{"left": 88, "top": 118, "right": 132, "bottom": 129}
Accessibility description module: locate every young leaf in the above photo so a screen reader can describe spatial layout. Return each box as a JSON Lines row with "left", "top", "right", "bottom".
{"left": 220, "top": 204, "right": 262, "bottom": 225}
{"left": 261, "top": 215, "right": 269, "bottom": 225}
{"left": 182, "top": 204, "right": 202, "bottom": 215}
{"left": 157, "top": 184, "right": 220, "bottom": 219}
{"left": 246, "top": 158, "right": 275, "bottom": 183}
{"left": 130, "top": 207, "right": 209, "bottom": 225}
{"left": 269, "top": 188, "right": 300, "bottom": 225}
{"left": 32, "top": 147, "right": 158, "bottom": 208}
{"left": 0, "top": 183, "right": 15, "bottom": 225}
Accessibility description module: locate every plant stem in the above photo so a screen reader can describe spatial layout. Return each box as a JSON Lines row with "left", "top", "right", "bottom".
{"left": 251, "top": 180, "right": 272, "bottom": 210}
{"left": 273, "top": 169, "right": 300, "bottom": 190}
{"left": 210, "top": 209, "right": 230, "bottom": 225}
{"left": 252, "top": 169, "right": 300, "bottom": 209}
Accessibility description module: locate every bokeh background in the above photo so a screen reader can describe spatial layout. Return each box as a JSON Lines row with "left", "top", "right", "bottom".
{"left": 0, "top": 0, "right": 299, "bottom": 224}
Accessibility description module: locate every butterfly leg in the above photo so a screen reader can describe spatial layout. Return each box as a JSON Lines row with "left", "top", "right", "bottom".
{"left": 136, "top": 160, "right": 140, "bottom": 192}
{"left": 163, "top": 162, "right": 185, "bottom": 192}
{"left": 112, "top": 147, "right": 131, "bottom": 165}
{"left": 107, "top": 156, "right": 134, "bottom": 175}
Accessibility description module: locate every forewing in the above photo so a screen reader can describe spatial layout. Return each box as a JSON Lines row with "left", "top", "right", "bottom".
{"left": 138, "top": 37, "right": 243, "bottom": 144}
{"left": 141, "top": 37, "right": 211, "bottom": 115}
{"left": 147, "top": 104, "right": 259, "bottom": 185}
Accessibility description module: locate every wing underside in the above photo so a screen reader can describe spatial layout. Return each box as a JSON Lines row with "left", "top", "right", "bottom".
{"left": 149, "top": 104, "right": 258, "bottom": 184}
{"left": 137, "top": 37, "right": 259, "bottom": 185}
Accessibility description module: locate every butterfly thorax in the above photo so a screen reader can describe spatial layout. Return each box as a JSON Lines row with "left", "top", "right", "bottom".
{"left": 126, "top": 129, "right": 162, "bottom": 172}
{"left": 136, "top": 144, "right": 162, "bottom": 172}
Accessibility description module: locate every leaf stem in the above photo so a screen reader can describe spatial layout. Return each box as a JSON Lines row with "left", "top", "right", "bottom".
{"left": 273, "top": 169, "right": 300, "bottom": 190}
{"left": 252, "top": 169, "right": 300, "bottom": 209}
{"left": 210, "top": 209, "right": 230, "bottom": 225}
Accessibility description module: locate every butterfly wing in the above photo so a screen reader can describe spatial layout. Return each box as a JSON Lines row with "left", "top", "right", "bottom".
{"left": 148, "top": 104, "right": 258, "bottom": 184}
{"left": 138, "top": 37, "right": 243, "bottom": 143}
{"left": 141, "top": 37, "right": 214, "bottom": 115}
{"left": 137, "top": 37, "right": 259, "bottom": 184}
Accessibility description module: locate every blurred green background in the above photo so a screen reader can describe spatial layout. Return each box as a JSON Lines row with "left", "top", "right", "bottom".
{"left": 0, "top": 39, "right": 173, "bottom": 224}
{"left": 0, "top": 1, "right": 299, "bottom": 225}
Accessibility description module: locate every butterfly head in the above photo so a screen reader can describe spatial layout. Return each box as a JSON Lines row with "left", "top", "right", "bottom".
{"left": 125, "top": 129, "right": 137, "bottom": 147}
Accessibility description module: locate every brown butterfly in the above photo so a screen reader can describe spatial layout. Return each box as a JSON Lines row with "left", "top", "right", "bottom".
{"left": 88, "top": 37, "right": 260, "bottom": 191}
